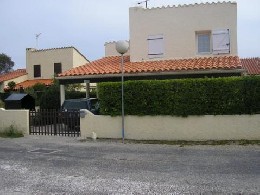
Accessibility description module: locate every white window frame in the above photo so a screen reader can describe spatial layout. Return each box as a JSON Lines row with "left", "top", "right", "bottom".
{"left": 196, "top": 31, "right": 211, "bottom": 54}
{"left": 148, "top": 34, "right": 164, "bottom": 58}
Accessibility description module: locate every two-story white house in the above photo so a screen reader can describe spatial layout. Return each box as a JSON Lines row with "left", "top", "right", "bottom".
{"left": 57, "top": 2, "right": 244, "bottom": 103}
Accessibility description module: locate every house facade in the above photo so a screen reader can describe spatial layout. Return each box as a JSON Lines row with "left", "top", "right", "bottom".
{"left": 57, "top": 2, "right": 245, "bottom": 105}
{"left": 128, "top": 2, "right": 237, "bottom": 62}
{"left": 26, "top": 47, "right": 89, "bottom": 80}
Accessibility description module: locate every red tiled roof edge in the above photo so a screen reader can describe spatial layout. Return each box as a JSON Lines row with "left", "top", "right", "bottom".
{"left": 57, "top": 55, "right": 243, "bottom": 78}
{"left": 241, "top": 57, "right": 260, "bottom": 75}
{"left": 0, "top": 69, "right": 27, "bottom": 82}
{"left": 14, "top": 79, "right": 53, "bottom": 90}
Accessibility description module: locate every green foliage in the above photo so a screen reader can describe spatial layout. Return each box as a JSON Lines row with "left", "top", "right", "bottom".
{"left": 39, "top": 79, "right": 60, "bottom": 109}
{"left": 25, "top": 83, "right": 48, "bottom": 106}
{"left": 66, "top": 89, "right": 97, "bottom": 99}
{"left": 0, "top": 99, "right": 4, "bottom": 108}
{"left": 0, "top": 124, "right": 24, "bottom": 138}
{"left": 0, "top": 53, "right": 14, "bottom": 74}
{"left": 66, "top": 83, "right": 84, "bottom": 91}
{"left": 7, "top": 81, "right": 16, "bottom": 91}
{"left": 98, "top": 76, "right": 260, "bottom": 116}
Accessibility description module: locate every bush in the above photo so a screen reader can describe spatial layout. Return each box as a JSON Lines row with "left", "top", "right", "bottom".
{"left": 39, "top": 80, "right": 60, "bottom": 109}
{"left": 0, "top": 124, "right": 24, "bottom": 138}
{"left": 0, "top": 99, "right": 4, "bottom": 108}
{"left": 98, "top": 76, "right": 260, "bottom": 116}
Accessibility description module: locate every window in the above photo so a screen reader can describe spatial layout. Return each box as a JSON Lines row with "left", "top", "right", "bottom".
{"left": 196, "top": 29, "right": 230, "bottom": 55}
{"left": 54, "top": 63, "right": 62, "bottom": 75}
{"left": 148, "top": 34, "right": 164, "bottom": 58}
{"left": 34, "top": 65, "right": 41, "bottom": 78}
{"left": 197, "top": 32, "right": 211, "bottom": 53}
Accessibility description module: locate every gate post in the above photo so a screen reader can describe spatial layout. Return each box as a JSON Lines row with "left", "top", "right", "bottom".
{"left": 60, "top": 84, "right": 65, "bottom": 106}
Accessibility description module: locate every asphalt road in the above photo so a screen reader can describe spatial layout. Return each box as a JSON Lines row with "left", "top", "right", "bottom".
{"left": 0, "top": 136, "right": 259, "bottom": 194}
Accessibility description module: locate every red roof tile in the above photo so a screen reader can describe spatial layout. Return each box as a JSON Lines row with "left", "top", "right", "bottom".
{"left": 58, "top": 55, "right": 242, "bottom": 77}
{"left": 14, "top": 79, "right": 53, "bottom": 89}
{"left": 241, "top": 57, "right": 260, "bottom": 75}
{"left": 0, "top": 69, "right": 27, "bottom": 82}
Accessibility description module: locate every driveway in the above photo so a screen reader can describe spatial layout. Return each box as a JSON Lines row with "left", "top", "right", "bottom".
{"left": 0, "top": 136, "right": 259, "bottom": 194}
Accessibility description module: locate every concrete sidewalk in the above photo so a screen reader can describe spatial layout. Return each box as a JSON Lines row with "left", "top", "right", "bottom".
{"left": 0, "top": 135, "right": 259, "bottom": 194}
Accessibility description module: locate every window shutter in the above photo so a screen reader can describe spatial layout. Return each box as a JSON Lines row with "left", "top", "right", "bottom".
{"left": 148, "top": 34, "right": 164, "bottom": 58}
{"left": 212, "top": 29, "right": 230, "bottom": 54}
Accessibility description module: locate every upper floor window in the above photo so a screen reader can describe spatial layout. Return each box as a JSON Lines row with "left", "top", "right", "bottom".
{"left": 54, "top": 63, "right": 62, "bottom": 75}
{"left": 196, "top": 29, "right": 230, "bottom": 55}
{"left": 34, "top": 65, "right": 41, "bottom": 78}
{"left": 148, "top": 34, "right": 164, "bottom": 58}
{"left": 197, "top": 32, "right": 211, "bottom": 53}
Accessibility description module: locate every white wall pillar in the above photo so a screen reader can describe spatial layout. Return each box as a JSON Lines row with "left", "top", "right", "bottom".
{"left": 85, "top": 80, "right": 90, "bottom": 98}
{"left": 60, "top": 84, "right": 65, "bottom": 106}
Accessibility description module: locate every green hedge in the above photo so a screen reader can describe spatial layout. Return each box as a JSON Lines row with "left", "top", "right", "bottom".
{"left": 98, "top": 76, "right": 260, "bottom": 116}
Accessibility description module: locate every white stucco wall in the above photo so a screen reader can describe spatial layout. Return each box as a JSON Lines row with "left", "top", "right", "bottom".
{"left": 26, "top": 47, "right": 88, "bottom": 80}
{"left": 0, "top": 108, "right": 29, "bottom": 135}
{"left": 129, "top": 2, "right": 237, "bottom": 62}
{"left": 105, "top": 41, "right": 130, "bottom": 57}
{"left": 81, "top": 112, "right": 260, "bottom": 141}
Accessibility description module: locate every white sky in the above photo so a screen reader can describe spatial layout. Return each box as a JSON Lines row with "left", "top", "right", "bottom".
{"left": 0, "top": 0, "right": 259, "bottom": 69}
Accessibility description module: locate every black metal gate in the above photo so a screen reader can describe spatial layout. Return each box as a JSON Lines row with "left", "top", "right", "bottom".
{"left": 29, "top": 109, "right": 80, "bottom": 137}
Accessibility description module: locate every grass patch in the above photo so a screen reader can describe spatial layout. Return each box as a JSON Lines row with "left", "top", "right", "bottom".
{"left": 0, "top": 124, "right": 24, "bottom": 138}
{"left": 89, "top": 138, "right": 260, "bottom": 146}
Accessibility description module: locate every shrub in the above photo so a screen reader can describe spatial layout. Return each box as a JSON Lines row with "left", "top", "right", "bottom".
{"left": 0, "top": 124, "right": 24, "bottom": 138}
{"left": 0, "top": 99, "right": 4, "bottom": 108}
{"left": 98, "top": 76, "right": 260, "bottom": 116}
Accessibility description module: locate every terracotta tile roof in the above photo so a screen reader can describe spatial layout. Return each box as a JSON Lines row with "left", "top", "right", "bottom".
{"left": 14, "top": 79, "right": 53, "bottom": 90}
{"left": 241, "top": 57, "right": 260, "bottom": 75}
{"left": 58, "top": 55, "right": 242, "bottom": 77}
{"left": 0, "top": 69, "right": 27, "bottom": 82}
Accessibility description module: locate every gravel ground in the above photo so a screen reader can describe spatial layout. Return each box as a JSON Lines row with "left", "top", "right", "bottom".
{"left": 0, "top": 135, "right": 259, "bottom": 194}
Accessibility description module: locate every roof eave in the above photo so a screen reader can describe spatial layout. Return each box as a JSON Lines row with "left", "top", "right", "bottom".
{"left": 56, "top": 68, "right": 245, "bottom": 81}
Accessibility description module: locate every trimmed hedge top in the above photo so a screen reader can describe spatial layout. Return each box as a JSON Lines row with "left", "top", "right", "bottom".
{"left": 98, "top": 76, "right": 260, "bottom": 116}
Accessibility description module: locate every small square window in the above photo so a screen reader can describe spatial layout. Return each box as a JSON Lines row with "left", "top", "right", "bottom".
{"left": 197, "top": 33, "right": 211, "bottom": 53}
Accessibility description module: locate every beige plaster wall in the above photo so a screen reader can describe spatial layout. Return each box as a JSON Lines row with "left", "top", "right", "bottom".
{"left": 129, "top": 2, "right": 237, "bottom": 62}
{"left": 0, "top": 108, "right": 29, "bottom": 135}
{"left": 26, "top": 47, "right": 88, "bottom": 80}
{"left": 73, "top": 49, "right": 89, "bottom": 67}
{"left": 81, "top": 112, "right": 260, "bottom": 140}
{"left": 105, "top": 42, "right": 130, "bottom": 57}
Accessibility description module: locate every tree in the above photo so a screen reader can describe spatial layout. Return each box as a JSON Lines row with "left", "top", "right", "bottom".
{"left": 0, "top": 53, "right": 14, "bottom": 74}
{"left": 7, "top": 81, "right": 16, "bottom": 91}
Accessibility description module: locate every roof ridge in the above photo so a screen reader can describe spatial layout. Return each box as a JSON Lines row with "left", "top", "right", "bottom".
{"left": 27, "top": 46, "right": 90, "bottom": 63}
{"left": 133, "top": 1, "right": 236, "bottom": 10}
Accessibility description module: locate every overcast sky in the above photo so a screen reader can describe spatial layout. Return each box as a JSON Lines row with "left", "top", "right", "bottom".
{"left": 0, "top": 0, "right": 259, "bottom": 70}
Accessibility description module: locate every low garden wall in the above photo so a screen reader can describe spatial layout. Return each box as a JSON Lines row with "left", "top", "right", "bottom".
{"left": 81, "top": 111, "right": 260, "bottom": 141}
{"left": 0, "top": 108, "right": 29, "bottom": 135}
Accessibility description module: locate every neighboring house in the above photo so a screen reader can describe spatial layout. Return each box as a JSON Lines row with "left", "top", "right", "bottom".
{"left": 57, "top": 2, "right": 243, "bottom": 87}
{"left": 14, "top": 46, "right": 90, "bottom": 89}
{"left": 241, "top": 57, "right": 260, "bottom": 75}
{"left": 0, "top": 69, "right": 27, "bottom": 92}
